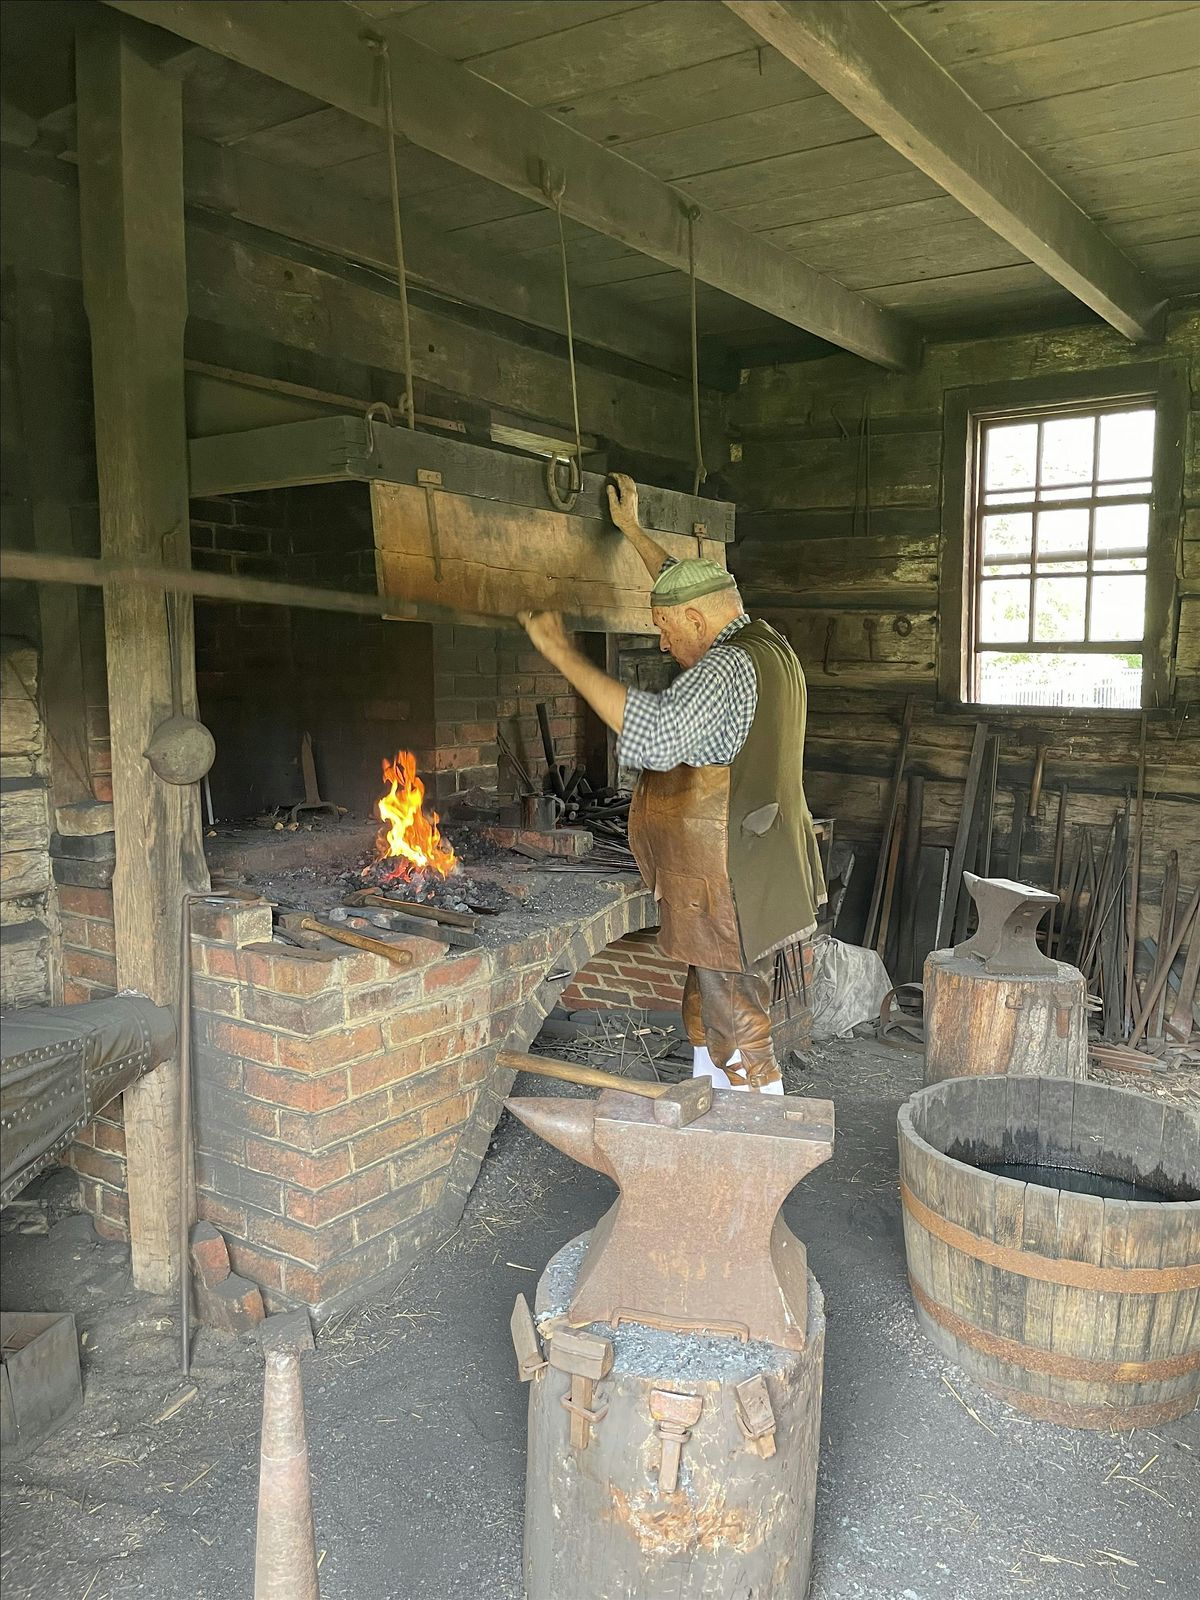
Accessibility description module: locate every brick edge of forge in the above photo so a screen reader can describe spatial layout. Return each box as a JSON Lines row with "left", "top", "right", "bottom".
{"left": 65, "top": 883, "right": 657, "bottom": 1317}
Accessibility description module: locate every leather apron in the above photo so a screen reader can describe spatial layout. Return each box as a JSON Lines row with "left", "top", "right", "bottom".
{"left": 627, "top": 764, "right": 743, "bottom": 971}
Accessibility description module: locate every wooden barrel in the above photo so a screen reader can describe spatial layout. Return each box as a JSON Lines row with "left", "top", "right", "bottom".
{"left": 524, "top": 1234, "right": 825, "bottom": 1599}
{"left": 923, "top": 948, "right": 1087, "bottom": 1085}
{"left": 898, "top": 1075, "right": 1200, "bottom": 1428}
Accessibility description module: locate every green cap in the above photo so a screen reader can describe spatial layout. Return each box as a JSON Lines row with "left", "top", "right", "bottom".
{"left": 650, "top": 558, "right": 738, "bottom": 607}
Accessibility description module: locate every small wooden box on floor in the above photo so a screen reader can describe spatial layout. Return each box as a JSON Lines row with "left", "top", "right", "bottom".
{"left": 522, "top": 1235, "right": 825, "bottom": 1600}
{"left": 923, "top": 948, "right": 1087, "bottom": 1085}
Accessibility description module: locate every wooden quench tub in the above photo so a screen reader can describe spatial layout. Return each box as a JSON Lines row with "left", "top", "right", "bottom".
{"left": 898, "top": 1075, "right": 1200, "bottom": 1428}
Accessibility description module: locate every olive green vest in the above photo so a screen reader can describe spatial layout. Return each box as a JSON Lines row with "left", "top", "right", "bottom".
{"left": 627, "top": 619, "right": 825, "bottom": 969}
{"left": 726, "top": 620, "right": 825, "bottom": 964}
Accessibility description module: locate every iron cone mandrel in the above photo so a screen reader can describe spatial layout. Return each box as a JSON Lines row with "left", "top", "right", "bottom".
{"left": 506, "top": 1088, "right": 833, "bottom": 1350}
{"left": 254, "top": 1349, "right": 319, "bottom": 1600}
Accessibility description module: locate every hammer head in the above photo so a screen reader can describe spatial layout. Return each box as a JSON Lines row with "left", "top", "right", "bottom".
{"left": 652, "top": 1077, "right": 713, "bottom": 1127}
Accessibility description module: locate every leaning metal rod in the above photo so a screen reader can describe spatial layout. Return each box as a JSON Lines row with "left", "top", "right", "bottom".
{"left": 179, "top": 893, "right": 195, "bottom": 1378}
{"left": 0, "top": 548, "right": 615, "bottom": 636}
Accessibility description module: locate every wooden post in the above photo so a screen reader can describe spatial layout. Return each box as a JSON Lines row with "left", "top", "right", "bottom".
{"left": 76, "top": 12, "right": 207, "bottom": 1291}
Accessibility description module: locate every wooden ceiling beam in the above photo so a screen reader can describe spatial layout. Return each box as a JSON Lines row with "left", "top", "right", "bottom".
{"left": 725, "top": 1, "right": 1167, "bottom": 344}
{"left": 184, "top": 138, "right": 693, "bottom": 379}
{"left": 102, "top": 0, "right": 920, "bottom": 371}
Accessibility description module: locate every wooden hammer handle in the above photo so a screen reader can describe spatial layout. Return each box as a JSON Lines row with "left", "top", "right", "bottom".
{"left": 498, "top": 1049, "right": 665, "bottom": 1100}
{"left": 299, "top": 916, "right": 414, "bottom": 969}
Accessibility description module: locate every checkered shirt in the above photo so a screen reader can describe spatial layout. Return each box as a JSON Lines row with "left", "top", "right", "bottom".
{"left": 616, "top": 614, "right": 758, "bottom": 772}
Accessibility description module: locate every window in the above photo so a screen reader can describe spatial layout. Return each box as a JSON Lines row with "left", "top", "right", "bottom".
{"left": 970, "top": 403, "right": 1154, "bottom": 710}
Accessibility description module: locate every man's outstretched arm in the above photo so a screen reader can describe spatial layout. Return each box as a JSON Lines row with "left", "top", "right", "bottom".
{"left": 607, "top": 473, "right": 672, "bottom": 581}
{"left": 519, "top": 613, "right": 627, "bottom": 733}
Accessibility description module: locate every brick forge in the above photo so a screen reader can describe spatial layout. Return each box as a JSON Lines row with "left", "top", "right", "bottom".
{"left": 158, "top": 886, "right": 654, "bottom": 1317}
{"left": 560, "top": 929, "right": 688, "bottom": 1013}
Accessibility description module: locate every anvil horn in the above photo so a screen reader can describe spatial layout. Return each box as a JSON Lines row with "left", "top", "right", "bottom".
{"left": 505, "top": 1097, "right": 604, "bottom": 1175}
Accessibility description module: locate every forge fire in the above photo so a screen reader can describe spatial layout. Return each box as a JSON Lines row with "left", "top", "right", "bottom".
{"left": 370, "top": 750, "right": 458, "bottom": 891}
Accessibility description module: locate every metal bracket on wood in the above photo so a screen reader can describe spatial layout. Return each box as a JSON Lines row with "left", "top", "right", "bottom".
{"left": 550, "top": 1329, "right": 613, "bottom": 1451}
{"left": 734, "top": 1373, "right": 777, "bottom": 1459}
{"left": 649, "top": 1389, "right": 703, "bottom": 1493}
{"left": 510, "top": 1294, "right": 547, "bottom": 1383}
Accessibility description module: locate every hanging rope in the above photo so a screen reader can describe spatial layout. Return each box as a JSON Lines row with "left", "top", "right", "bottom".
{"left": 686, "top": 206, "right": 707, "bottom": 500}
{"left": 544, "top": 170, "right": 583, "bottom": 512}
{"left": 370, "top": 37, "right": 416, "bottom": 431}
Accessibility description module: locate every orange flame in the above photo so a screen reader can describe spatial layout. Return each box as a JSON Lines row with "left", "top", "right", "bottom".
{"left": 376, "top": 751, "right": 457, "bottom": 879}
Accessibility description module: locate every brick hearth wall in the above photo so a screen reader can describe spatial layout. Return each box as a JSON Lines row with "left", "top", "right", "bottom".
{"left": 560, "top": 930, "right": 687, "bottom": 1012}
{"left": 191, "top": 485, "right": 438, "bottom": 819}
{"left": 429, "top": 625, "right": 591, "bottom": 804}
{"left": 58, "top": 883, "right": 657, "bottom": 1285}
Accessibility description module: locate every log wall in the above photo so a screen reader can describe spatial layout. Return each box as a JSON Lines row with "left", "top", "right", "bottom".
{"left": 729, "top": 308, "right": 1200, "bottom": 943}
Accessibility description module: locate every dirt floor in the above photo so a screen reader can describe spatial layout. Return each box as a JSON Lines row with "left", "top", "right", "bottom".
{"left": 2, "top": 1038, "right": 1196, "bottom": 1600}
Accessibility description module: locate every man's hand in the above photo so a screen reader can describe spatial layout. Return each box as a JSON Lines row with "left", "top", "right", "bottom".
{"left": 606, "top": 471, "right": 671, "bottom": 581}
{"left": 606, "top": 472, "right": 640, "bottom": 535}
{"left": 518, "top": 610, "right": 572, "bottom": 664}
{"left": 517, "top": 610, "right": 628, "bottom": 735}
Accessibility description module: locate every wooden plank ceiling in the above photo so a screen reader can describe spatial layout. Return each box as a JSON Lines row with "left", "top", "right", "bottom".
{"left": 15, "top": 0, "right": 1200, "bottom": 362}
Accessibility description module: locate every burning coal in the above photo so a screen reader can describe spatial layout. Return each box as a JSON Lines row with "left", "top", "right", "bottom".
{"left": 370, "top": 751, "right": 457, "bottom": 888}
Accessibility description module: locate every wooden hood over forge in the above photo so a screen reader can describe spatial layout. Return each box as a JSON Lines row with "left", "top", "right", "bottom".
{"left": 188, "top": 415, "right": 734, "bottom": 635}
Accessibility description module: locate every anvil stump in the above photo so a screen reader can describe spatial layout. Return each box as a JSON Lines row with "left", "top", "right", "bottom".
{"left": 524, "top": 1234, "right": 825, "bottom": 1600}
{"left": 924, "top": 873, "right": 1087, "bottom": 1086}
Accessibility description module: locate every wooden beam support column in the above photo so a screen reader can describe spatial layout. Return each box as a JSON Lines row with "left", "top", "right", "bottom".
{"left": 103, "top": 0, "right": 919, "bottom": 371}
{"left": 726, "top": 1, "right": 1167, "bottom": 344}
{"left": 76, "top": 12, "right": 207, "bottom": 1291}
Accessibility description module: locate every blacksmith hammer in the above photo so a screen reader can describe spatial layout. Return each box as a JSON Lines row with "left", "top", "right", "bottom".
{"left": 497, "top": 1048, "right": 712, "bottom": 1126}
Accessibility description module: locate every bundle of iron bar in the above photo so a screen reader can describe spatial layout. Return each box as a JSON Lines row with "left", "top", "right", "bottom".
{"left": 1054, "top": 818, "right": 1199, "bottom": 1054}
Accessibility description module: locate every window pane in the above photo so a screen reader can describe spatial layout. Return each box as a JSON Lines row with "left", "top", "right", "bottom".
{"left": 1097, "top": 409, "right": 1155, "bottom": 481}
{"left": 979, "top": 578, "right": 1030, "bottom": 643}
{"left": 983, "top": 561, "right": 1031, "bottom": 578}
{"left": 1036, "top": 507, "right": 1089, "bottom": 557}
{"left": 976, "top": 652, "right": 1141, "bottom": 710}
{"left": 1040, "top": 416, "right": 1095, "bottom": 486}
{"left": 1094, "top": 502, "right": 1149, "bottom": 553}
{"left": 985, "top": 490, "right": 1034, "bottom": 507}
{"left": 1097, "top": 479, "right": 1151, "bottom": 497}
{"left": 984, "top": 423, "right": 1037, "bottom": 490}
{"left": 1038, "top": 485, "right": 1091, "bottom": 501}
{"left": 1039, "top": 560, "right": 1087, "bottom": 575}
{"left": 982, "top": 511, "right": 1032, "bottom": 560}
{"left": 1034, "top": 576, "right": 1086, "bottom": 640}
{"left": 1091, "top": 575, "right": 1146, "bottom": 641}
{"left": 1094, "top": 557, "right": 1146, "bottom": 573}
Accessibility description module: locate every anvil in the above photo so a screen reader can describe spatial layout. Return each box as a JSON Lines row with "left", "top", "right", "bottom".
{"left": 507, "top": 1089, "right": 834, "bottom": 1350}
{"left": 956, "top": 871, "right": 1059, "bottom": 975}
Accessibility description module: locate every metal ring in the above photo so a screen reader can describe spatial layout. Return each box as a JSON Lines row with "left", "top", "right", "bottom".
{"left": 545, "top": 452, "right": 581, "bottom": 513}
